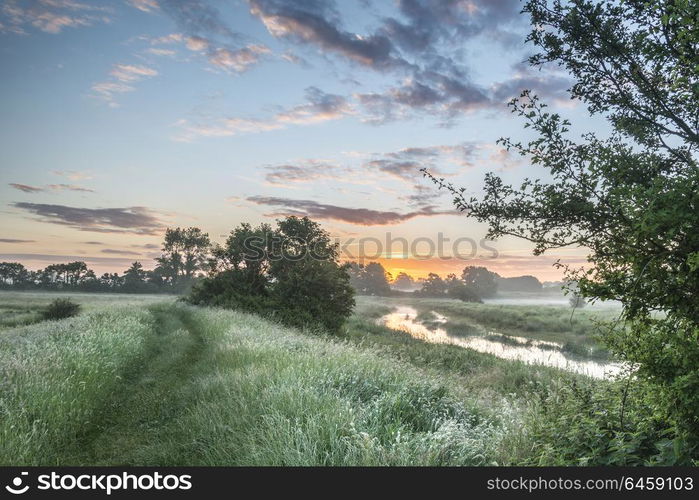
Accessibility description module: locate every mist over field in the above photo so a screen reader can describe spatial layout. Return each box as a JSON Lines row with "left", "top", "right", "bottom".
{"left": 1, "top": 0, "right": 697, "bottom": 469}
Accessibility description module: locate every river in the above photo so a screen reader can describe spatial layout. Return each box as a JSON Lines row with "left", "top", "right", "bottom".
{"left": 378, "top": 306, "right": 625, "bottom": 379}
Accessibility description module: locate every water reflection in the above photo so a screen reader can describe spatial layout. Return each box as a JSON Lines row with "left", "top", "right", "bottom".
{"left": 379, "top": 306, "right": 624, "bottom": 379}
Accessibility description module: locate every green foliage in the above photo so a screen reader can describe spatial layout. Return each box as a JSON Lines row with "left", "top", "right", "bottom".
{"left": 461, "top": 266, "right": 498, "bottom": 298}
{"left": 417, "top": 272, "right": 447, "bottom": 297}
{"left": 347, "top": 261, "right": 392, "bottom": 295}
{"left": 189, "top": 216, "right": 355, "bottom": 333}
{"left": 426, "top": 0, "right": 699, "bottom": 461}
{"left": 157, "top": 227, "right": 211, "bottom": 290}
{"left": 447, "top": 282, "right": 482, "bottom": 303}
{"left": 392, "top": 271, "right": 415, "bottom": 290}
{"left": 521, "top": 377, "right": 695, "bottom": 466}
{"left": 42, "top": 298, "right": 81, "bottom": 321}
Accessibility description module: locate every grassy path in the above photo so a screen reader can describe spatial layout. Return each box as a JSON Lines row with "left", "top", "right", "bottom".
{"left": 64, "top": 305, "right": 208, "bottom": 465}
{"left": 3, "top": 301, "right": 594, "bottom": 465}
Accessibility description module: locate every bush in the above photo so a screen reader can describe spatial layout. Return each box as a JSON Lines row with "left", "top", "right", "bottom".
{"left": 520, "top": 378, "right": 694, "bottom": 466}
{"left": 188, "top": 216, "right": 355, "bottom": 333}
{"left": 42, "top": 298, "right": 81, "bottom": 321}
{"left": 448, "top": 283, "right": 482, "bottom": 303}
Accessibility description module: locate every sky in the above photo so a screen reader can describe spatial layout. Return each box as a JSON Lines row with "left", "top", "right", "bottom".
{"left": 0, "top": 0, "right": 604, "bottom": 280}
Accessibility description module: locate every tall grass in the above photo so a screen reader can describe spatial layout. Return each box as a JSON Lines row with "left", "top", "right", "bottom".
{"left": 0, "top": 308, "right": 152, "bottom": 465}
{"left": 103, "top": 306, "right": 516, "bottom": 465}
{"left": 3, "top": 297, "right": 636, "bottom": 466}
{"left": 0, "top": 303, "right": 521, "bottom": 465}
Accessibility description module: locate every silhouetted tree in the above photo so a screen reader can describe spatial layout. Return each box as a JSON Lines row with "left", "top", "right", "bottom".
{"left": 392, "top": 271, "right": 415, "bottom": 290}
{"left": 346, "top": 261, "right": 391, "bottom": 295}
{"left": 418, "top": 273, "right": 447, "bottom": 297}
{"left": 157, "top": 227, "right": 211, "bottom": 287}
{"left": 0, "top": 262, "right": 28, "bottom": 286}
{"left": 497, "top": 275, "right": 543, "bottom": 293}
{"left": 123, "top": 261, "right": 148, "bottom": 291}
{"left": 461, "top": 266, "right": 498, "bottom": 298}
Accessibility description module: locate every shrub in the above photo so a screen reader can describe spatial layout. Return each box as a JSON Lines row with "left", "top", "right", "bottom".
{"left": 189, "top": 216, "right": 355, "bottom": 333}
{"left": 520, "top": 378, "right": 694, "bottom": 466}
{"left": 448, "top": 283, "right": 482, "bottom": 303}
{"left": 42, "top": 298, "right": 81, "bottom": 321}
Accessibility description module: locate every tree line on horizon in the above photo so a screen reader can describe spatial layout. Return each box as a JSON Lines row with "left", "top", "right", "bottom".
{"left": 346, "top": 260, "right": 550, "bottom": 301}
{"left": 0, "top": 227, "right": 212, "bottom": 293}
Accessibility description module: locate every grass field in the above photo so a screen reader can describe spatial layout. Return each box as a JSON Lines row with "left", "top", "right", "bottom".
{"left": 0, "top": 291, "right": 173, "bottom": 331}
{"left": 0, "top": 291, "right": 620, "bottom": 465}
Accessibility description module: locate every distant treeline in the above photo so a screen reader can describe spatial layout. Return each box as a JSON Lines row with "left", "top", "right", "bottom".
{"left": 346, "top": 261, "right": 554, "bottom": 302}
{"left": 0, "top": 227, "right": 211, "bottom": 294}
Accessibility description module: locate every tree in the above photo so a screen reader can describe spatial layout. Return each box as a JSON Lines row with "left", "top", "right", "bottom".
{"left": 461, "top": 266, "right": 498, "bottom": 298}
{"left": 418, "top": 273, "right": 447, "bottom": 297}
{"left": 190, "top": 216, "right": 355, "bottom": 333}
{"left": 392, "top": 271, "right": 415, "bottom": 290}
{"left": 425, "top": 0, "right": 699, "bottom": 460}
{"left": 64, "top": 261, "right": 89, "bottom": 285}
{"left": 158, "top": 227, "right": 211, "bottom": 287}
{"left": 270, "top": 216, "right": 355, "bottom": 331}
{"left": 444, "top": 273, "right": 482, "bottom": 303}
{"left": 497, "top": 275, "right": 543, "bottom": 293}
{"left": 0, "top": 262, "right": 28, "bottom": 286}
{"left": 99, "top": 272, "right": 123, "bottom": 289}
{"left": 346, "top": 261, "right": 391, "bottom": 295}
{"left": 569, "top": 292, "right": 587, "bottom": 309}
{"left": 363, "top": 262, "right": 392, "bottom": 295}
{"left": 123, "top": 261, "right": 147, "bottom": 291}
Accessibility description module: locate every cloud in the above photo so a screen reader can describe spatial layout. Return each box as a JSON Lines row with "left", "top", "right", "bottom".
{"left": 92, "top": 63, "right": 158, "bottom": 106}
{"left": 145, "top": 47, "right": 177, "bottom": 57}
{"left": 492, "top": 63, "right": 574, "bottom": 106}
{"left": 150, "top": 33, "right": 183, "bottom": 45}
{"left": 364, "top": 159, "right": 421, "bottom": 182}
{"left": 400, "top": 184, "right": 443, "bottom": 209}
{"left": 46, "top": 184, "right": 95, "bottom": 192}
{"left": 146, "top": 0, "right": 270, "bottom": 73}
{"left": 0, "top": 253, "right": 155, "bottom": 270}
{"left": 0, "top": 238, "right": 35, "bottom": 243}
{"left": 159, "top": 0, "right": 239, "bottom": 42}
{"left": 381, "top": 0, "right": 524, "bottom": 53}
{"left": 249, "top": 0, "right": 403, "bottom": 70}
{"left": 246, "top": 195, "right": 453, "bottom": 226}
{"left": 11, "top": 203, "right": 166, "bottom": 235}
{"left": 101, "top": 248, "right": 141, "bottom": 255}
{"left": 110, "top": 64, "right": 158, "bottom": 82}
{"left": 356, "top": 75, "right": 490, "bottom": 124}
{"left": 363, "top": 142, "right": 480, "bottom": 182}
{"left": 9, "top": 182, "right": 94, "bottom": 193}
{"left": 247, "top": 0, "right": 528, "bottom": 123}
{"left": 207, "top": 44, "right": 270, "bottom": 72}
{"left": 128, "top": 0, "right": 159, "bottom": 13}
{"left": 0, "top": 0, "right": 112, "bottom": 35}
{"left": 175, "top": 86, "right": 351, "bottom": 140}
{"left": 9, "top": 183, "right": 43, "bottom": 193}
{"left": 264, "top": 161, "right": 343, "bottom": 185}
{"left": 275, "top": 86, "right": 351, "bottom": 124}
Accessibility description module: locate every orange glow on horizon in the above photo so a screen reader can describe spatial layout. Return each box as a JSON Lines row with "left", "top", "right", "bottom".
{"left": 341, "top": 255, "right": 579, "bottom": 282}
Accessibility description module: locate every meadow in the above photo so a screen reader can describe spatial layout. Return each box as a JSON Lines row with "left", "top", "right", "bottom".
{"left": 0, "top": 291, "right": 644, "bottom": 466}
